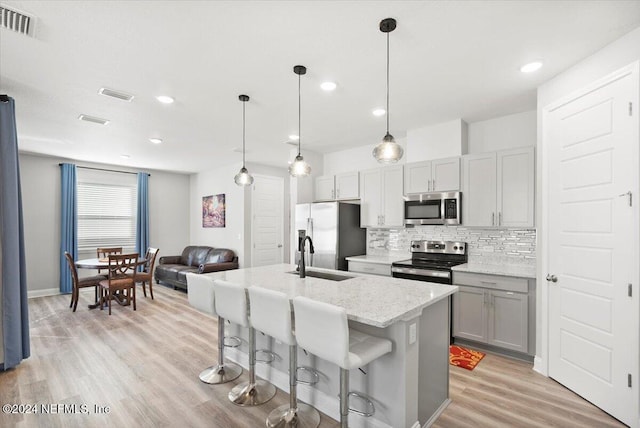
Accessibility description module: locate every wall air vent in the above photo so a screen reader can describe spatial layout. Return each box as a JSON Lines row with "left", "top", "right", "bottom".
{"left": 78, "top": 114, "right": 110, "bottom": 125}
{"left": 0, "top": 5, "right": 36, "bottom": 37}
{"left": 98, "top": 87, "right": 134, "bottom": 102}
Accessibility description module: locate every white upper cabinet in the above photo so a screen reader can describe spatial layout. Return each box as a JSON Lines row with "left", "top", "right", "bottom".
{"left": 314, "top": 171, "right": 359, "bottom": 201}
{"left": 462, "top": 147, "right": 534, "bottom": 227}
{"left": 497, "top": 148, "right": 535, "bottom": 227}
{"left": 335, "top": 171, "right": 359, "bottom": 200}
{"left": 360, "top": 165, "right": 404, "bottom": 228}
{"left": 315, "top": 175, "right": 335, "bottom": 201}
{"left": 404, "top": 157, "right": 460, "bottom": 194}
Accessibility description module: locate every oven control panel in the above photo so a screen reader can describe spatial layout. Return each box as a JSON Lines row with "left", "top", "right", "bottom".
{"left": 410, "top": 240, "right": 466, "bottom": 255}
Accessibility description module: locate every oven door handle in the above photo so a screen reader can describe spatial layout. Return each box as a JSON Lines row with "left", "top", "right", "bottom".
{"left": 391, "top": 267, "right": 451, "bottom": 279}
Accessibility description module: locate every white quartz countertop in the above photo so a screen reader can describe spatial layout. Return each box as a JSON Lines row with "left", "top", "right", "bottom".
{"left": 204, "top": 264, "right": 457, "bottom": 328}
{"left": 345, "top": 254, "right": 410, "bottom": 265}
{"left": 452, "top": 263, "right": 536, "bottom": 279}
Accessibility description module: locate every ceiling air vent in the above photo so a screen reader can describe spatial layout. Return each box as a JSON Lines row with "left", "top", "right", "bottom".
{"left": 78, "top": 114, "right": 110, "bottom": 125}
{"left": 98, "top": 87, "right": 134, "bottom": 102}
{"left": 0, "top": 5, "right": 36, "bottom": 37}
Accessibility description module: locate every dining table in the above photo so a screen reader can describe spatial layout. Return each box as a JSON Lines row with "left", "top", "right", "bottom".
{"left": 75, "top": 257, "right": 146, "bottom": 309}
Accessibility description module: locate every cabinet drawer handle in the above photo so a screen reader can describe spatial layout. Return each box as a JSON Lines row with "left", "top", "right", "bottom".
{"left": 480, "top": 281, "right": 497, "bottom": 285}
{"left": 506, "top": 292, "right": 514, "bottom": 295}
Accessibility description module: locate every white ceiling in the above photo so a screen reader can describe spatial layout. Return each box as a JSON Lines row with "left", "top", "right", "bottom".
{"left": 1, "top": 1, "right": 639, "bottom": 174}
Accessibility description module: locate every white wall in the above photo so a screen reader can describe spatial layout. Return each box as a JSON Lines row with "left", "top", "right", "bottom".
{"left": 322, "top": 137, "right": 407, "bottom": 176}
{"left": 189, "top": 162, "right": 247, "bottom": 267}
{"left": 19, "top": 153, "right": 190, "bottom": 295}
{"left": 468, "top": 110, "right": 536, "bottom": 153}
{"left": 322, "top": 111, "right": 536, "bottom": 177}
{"left": 406, "top": 119, "right": 468, "bottom": 161}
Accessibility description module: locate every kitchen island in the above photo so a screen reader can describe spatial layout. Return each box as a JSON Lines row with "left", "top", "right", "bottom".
{"left": 199, "top": 263, "right": 457, "bottom": 428}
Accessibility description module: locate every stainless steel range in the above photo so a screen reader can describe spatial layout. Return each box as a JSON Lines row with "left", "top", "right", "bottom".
{"left": 391, "top": 240, "right": 467, "bottom": 284}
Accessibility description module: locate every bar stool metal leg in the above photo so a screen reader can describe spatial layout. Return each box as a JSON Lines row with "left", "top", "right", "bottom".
{"left": 228, "top": 325, "right": 276, "bottom": 406}
{"left": 266, "top": 344, "right": 320, "bottom": 428}
{"left": 340, "top": 368, "right": 349, "bottom": 428}
{"left": 199, "top": 316, "right": 242, "bottom": 384}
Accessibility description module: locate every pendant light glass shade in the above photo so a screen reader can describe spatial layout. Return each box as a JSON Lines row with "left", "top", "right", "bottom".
{"left": 234, "top": 166, "right": 253, "bottom": 186}
{"left": 235, "top": 94, "right": 253, "bottom": 186}
{"left": 289, "top": 65, "right": 311, "bottom": 177}
{"left": 373, "top": 132, "right": 403, "bottom": 164}
{"left": 373, "top": 18, "right": 404, "bottom": 164}
{"left": 288, "top": 154, "right": 311, "bottom": 177}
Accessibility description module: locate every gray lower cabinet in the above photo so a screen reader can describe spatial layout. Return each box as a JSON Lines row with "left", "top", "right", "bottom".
{"left": 453, "top": 272, "right": 532, "bottom": 354}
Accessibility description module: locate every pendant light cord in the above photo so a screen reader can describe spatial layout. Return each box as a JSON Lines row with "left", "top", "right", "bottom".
{"left": 298, "top": 73, "right": 302, "bottom": 156}
{"left": 386, "top": 30, "right": 390, "bottom": 135}
{"left": 242, "top": 100, "right": 246, "bottom": 167}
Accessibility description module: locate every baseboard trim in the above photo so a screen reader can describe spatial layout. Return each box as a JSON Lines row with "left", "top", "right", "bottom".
{"left": 423, "top": 398, "right": 451, "bottom": 427}
{"left": 28, "top": 288, "right": 61, "bottom": 298}
{"left": 533, "top": 355, "right": 547, "bottom": 376}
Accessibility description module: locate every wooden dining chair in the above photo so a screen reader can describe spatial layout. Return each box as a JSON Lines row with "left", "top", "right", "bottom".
{"left": 98, "top": 253, "right": 138, "bottom": 315}
{"left": 64, "top": 252, "right": 106, "bottom": 312}
{"left": 135, "top": 247, "right": 159, "bottom": 299}
{"left": 96, "top": 247, "right": 123, "bottom": 274}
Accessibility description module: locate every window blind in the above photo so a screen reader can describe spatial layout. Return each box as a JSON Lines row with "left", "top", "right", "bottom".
{"left": 77, "top": 171, "right": 137, "bottom": 251}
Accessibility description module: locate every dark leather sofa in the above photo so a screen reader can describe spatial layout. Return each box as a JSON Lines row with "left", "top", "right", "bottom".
{"left": 154, "top": 246, "right": 238, "bottom": 290}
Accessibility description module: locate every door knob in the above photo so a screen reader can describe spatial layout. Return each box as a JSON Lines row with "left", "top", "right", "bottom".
{"left": 546, "top": 274, "right": 558, "bottom": 283}
{"left": 277, "top": 244, "right": 283, "bottom": 248}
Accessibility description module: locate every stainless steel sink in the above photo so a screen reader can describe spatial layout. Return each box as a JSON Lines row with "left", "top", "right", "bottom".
{"left": 288, "top": 270, "right": 353, "bottom": 281}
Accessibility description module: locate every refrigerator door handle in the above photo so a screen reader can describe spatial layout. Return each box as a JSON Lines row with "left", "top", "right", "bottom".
{"left": 308, "top": 218, "right": 314, "bottom": 266}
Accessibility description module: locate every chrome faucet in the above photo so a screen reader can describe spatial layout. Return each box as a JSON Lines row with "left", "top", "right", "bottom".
{"left": 297, "top": 230, "right": 315, "bottom": 278}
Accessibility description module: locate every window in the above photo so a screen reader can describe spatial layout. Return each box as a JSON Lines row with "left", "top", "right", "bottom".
{"left": 77, "top": 169, "right": 137, "bottom": 251}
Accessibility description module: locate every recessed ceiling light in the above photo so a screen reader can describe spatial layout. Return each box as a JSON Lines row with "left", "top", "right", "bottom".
{"left": 149, "top": 138, "right": 163, "bottom": 144}
{"left": 320, "top": 81, "right": 337, "bottom": 91}
{"left": 156, "top": 95, "right": 174, "bottom": 104}
{"left": 289, "top": 134, "right": 299, "bottom": 141}
{"left": 372, "top": 108, "right": 386, "bottom": 117}
{"left": 120, "top": 154, "right": 130, "bottom": 159}
{"left": 520, "top": 61, "right": 543, "bottom": 73}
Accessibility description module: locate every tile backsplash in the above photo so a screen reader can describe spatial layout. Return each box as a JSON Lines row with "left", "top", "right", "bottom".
{"left": 367, "top": 226, "right": 536, "bottom": 266}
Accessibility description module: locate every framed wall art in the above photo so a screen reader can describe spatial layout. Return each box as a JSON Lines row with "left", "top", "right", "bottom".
{"left": 202, "top": 193, "right": 226, "bottom": 228}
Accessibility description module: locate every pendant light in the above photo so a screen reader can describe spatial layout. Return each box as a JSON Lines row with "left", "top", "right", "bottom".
{"left": 288, "top": 65, "right": 312, "bottom": 177}
{"left": 373, "top": 18, "right": 404, "bottom": 164}
{"left": 234, "top": 94, "right": 254, "bottom": 186}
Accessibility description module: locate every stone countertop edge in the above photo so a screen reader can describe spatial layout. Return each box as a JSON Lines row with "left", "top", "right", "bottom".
{"left": 451, "top": 263, "right": 537, "bottom": 279}
{"left": 345, "top": 254, "right": 410, "bottom": 265}
{"left": 202, "top": 264, "right": 458, "bottom": 329}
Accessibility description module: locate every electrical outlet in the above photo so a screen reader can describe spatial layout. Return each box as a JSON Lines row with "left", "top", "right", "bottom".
{"left": 409, "top": 323, "right": 417, "bottom": 344}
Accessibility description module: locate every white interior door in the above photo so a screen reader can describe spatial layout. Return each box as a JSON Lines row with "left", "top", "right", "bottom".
{"left": 546, "top": 62, "right": 639, "bottom": 427}
{"left": 251, "top": 174, "right": 284, "bottom": 267}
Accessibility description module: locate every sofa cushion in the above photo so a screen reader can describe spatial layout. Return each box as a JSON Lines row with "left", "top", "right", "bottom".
{"left": 157, "top": 264, "right": 198, "bottom": 282}
{"left": 205, "top": 248, "right": 236, "bottom": 263}
{"left": 180, "top": 246, "right": 214, "bottom": 267}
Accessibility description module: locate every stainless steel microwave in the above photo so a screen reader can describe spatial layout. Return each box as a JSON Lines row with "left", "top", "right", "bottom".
{"left": 403, "top": 192, "right": 461, "bottom": 226}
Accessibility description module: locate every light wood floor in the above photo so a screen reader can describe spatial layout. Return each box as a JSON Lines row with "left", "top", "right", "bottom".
{"left": 0, "top": 284, "right": 625, "bottom": 428}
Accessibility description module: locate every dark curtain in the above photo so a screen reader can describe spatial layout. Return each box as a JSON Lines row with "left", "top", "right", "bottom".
{"left": 135, "top": 172, "right": 149, "bottom": 264}
{"left": 0, "top": 94, "right": 30, "bottom": 370}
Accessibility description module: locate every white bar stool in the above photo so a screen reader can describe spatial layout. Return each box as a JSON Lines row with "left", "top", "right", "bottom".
{"left": 292, "top": 296, "right": 392, "bottom": 428}
{"left": 249, "top": 287, "right": 321, "bottom": 428}
{"left": 214, "top": 279, "right": 276, "bottom": 406}
{"left": 186, "top": 273, "right": 242, "bottom": 384}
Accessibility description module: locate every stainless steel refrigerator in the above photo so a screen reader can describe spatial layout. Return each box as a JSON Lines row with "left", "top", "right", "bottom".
{"left": 294, "top": 202, "right": 366, "bottom": 271}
